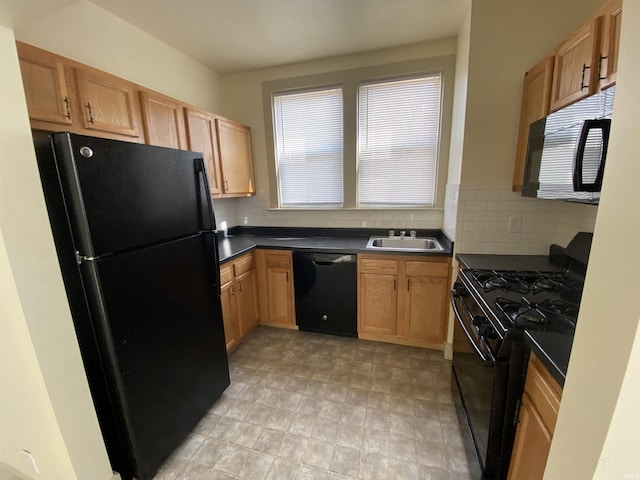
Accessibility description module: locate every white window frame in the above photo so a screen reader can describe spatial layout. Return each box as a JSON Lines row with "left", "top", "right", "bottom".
{"left": 262, "top": 57, "right": 454, "bottom": 210}
{"left": 272, "top": 85, "right": 344, "bottom": 208}
{"left": 357, "top": 73, "right": 443, "bottom": 208}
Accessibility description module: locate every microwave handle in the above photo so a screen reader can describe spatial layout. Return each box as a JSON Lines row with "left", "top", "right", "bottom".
{"left": 573, "top": 118, "right": 611, "bottom": 192}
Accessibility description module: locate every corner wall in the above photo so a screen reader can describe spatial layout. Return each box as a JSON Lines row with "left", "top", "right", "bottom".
{"left": 0, "top": 25, "right": 113, "bottom": 480}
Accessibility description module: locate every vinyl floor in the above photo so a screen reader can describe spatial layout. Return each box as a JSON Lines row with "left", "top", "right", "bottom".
{"left": 154, "top": 326, "right": 481, "bottom": 480}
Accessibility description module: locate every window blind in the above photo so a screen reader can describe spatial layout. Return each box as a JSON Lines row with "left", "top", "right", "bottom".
{"left": 358, "top": 74, "right": 442, "bottom": 207}
{"left": 273, "top": 86, "right": 343, "bottom": 207}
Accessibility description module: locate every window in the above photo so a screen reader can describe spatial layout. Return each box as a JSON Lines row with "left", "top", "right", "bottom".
{"left": 358, "top": 75, "right": 442, "bottom": 207}
{"left": 273, "top": 86, "right": 343, "bottom": 207}
{"left": 263, "top": 56, "right": 453, "bottom": 209}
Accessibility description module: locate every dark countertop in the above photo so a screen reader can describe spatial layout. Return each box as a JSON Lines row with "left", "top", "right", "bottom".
{"left": 525, "top": 331, "right": 573, "bottom": 387}
{"left": 456, "top": 253, "right": 563, "bottom": 272}
{"left": 217, "top": 226, "right": 453, "bottom": 263}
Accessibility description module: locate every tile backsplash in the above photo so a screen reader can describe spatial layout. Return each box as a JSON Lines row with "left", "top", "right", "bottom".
{"left": 223, "top": 193, "right": 444, "bottom": 229}
{"left": 454, "top": 184, "right": 598, "bottom": 254}
{"left": 213, "top": 186, "right": 597, "bottom": 255}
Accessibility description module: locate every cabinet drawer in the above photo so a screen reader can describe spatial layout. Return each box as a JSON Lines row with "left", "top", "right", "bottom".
{"left": 234, "top": 253, "right": 255, "bottom": 276}
{"left": 359, "top": 258, "right": 399, "bottom": 275}
{"left": 265, "top": 251, "right": 291, "bottom": 269}
{"left": 220, "top": 263, "right": 233, "bottom": 285}
{"left": 524, "top": 354, "right": 562, "bottom": 435}
{"left": 405, "top": 260, "right": 449, "bottom": 278}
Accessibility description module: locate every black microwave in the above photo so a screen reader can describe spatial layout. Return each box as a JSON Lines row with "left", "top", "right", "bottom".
{"left": 522, "top": 86, "right": 614, "bottom": 204}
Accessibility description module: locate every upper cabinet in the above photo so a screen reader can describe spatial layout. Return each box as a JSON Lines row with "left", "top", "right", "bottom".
{"left": 549, "top": 18, "right": 601, "bottom": 112}
{"left": 598, "top": 0, "right": 623, "bottom": 89}
{"left": 17, "top": 42, "right": 72, "bottom": 128}
{"left": 185, "top": 107, "right": 223, "bottom": 196}
{"left": 75, "top": 67, "right": 141, "bottom": 139}
{"left": 512, "top": 0, "right": 622, "bottom": 190}
{"left": 512, "top": 56, "right": 554, "bottom": 191}
{"left": 16, "top": 41, "right": 257, "bottom": 198}
{"left": 139, "top": 90, "right": 187, "bottom": 150}
{"left": 216, "top": 117, "right": 256, "bottom": 196}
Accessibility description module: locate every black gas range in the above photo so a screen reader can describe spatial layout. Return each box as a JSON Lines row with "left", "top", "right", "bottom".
{"left": 451, "top": 234, "right": 591, "bottom": 479}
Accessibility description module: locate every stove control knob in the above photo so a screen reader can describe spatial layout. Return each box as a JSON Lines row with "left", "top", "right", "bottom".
{"left": 479, "top": 324, "right": 497, "bottom": 338}
{"left": 472, "top": 315, "right": 486, "bottom": 327}
{"left": 452, "top": 282, "right": 468, "bottom": 298}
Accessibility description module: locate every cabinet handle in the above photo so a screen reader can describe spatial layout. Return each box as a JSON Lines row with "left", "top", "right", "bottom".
{"left": 63, "top": 96, "right": 71, "bottom": 119}
{"left": 238, "top": 280, "right": 242, "bottom": 293}
{"left": 393, "top": 279, "right": 396, "bottom": 291}
{"left": 598, "top": 54, "right": 608, "bottom": 81}
{"left": 231, "top": 285, "right": 235, "bottom": 296}
{"left": 224, "top": 179, "right": 229, "bottom": 191}
{"left": 407, "top": 279, "right": 410, "bottom": 291}
{"left": 580, "top": 63, "right": 591, "bottom": 91}
{"left": 85, "top": 102, "right": 94, "bottom": 124}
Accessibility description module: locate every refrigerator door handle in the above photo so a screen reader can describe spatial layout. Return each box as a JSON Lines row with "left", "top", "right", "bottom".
{"left": 195, "top": 158, "right": 215, "bottom": 232}
{"left": 195, "top": 158, "right": 221, "bottom": 295}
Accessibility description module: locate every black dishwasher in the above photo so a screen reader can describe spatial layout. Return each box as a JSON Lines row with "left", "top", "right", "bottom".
{"left": 292, "top": 252, "right": 357, "bottom": 337}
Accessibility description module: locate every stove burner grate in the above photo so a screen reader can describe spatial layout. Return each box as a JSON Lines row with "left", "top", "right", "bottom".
{"left": 494, "top": 296, "right": 578, "bottom": 332}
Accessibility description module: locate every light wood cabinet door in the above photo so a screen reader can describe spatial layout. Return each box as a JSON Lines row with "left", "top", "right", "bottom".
{"left": 139, "top": 91, "right": 186, "bottom": 149}
{"left": 17, "top": 42, "right": 72, "bottom": 127}
{"left": 185, "top": 108, "right": 223, "bottom": 196}
{"left": 550, "top": 18, "right": 601, "bottom": 112}
{"left": 220, "top": 279, "right": 239, "bottom": 353}
{"left": 400, "top": 275, "right": 448, "bottom": 343}
{"left": 256, "top": 250, "right": 296, "bottom": 327}
{"left": 507, "top": 393, "right": 552, "bottom": 480}
{"left": 598, "top": 0, "right": 623, "bottom": 89}
{"left": 215, "top": 117, "right": 255, "bottom": 196}
{"left": 236, "top": 268, "right": 259, "bottom": 337}
{"left": 513, "top": 56, "right": 554, "bottom": 191}
{"left": 358, "top": 272, "right": 398, "bottom": 336}
{"left": 75, "top": 68, "right": 141, "bottom": 138}
{"left": 265, "top": 266, "right": 294, "bottom": 325}
{"left": 507, "top": 354, "right": 562, "bottom": 480}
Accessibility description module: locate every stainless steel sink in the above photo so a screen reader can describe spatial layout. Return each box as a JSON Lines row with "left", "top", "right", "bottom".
{"left": 366, "top": 236, "right": 443, "bottom": 252}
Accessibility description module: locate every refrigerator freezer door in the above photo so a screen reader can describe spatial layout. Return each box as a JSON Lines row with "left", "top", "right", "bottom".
{"left": 51, "top": 133, "right": 214, "bottom": 257}
{"left": 81, "top": 233, "right": 229, "bottom": 480}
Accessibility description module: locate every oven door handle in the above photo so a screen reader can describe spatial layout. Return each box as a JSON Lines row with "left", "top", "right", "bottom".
{"left": 450, "top": 291, "right": 496, "bottom": 366}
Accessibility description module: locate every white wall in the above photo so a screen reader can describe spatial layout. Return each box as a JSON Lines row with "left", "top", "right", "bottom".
{"left": 219, "top": 39, "right": 457, "bottom": 230}
{"left": 443, "top": 2, "right": 471, "bottom": 241}
{"left": 0, "top": 25, "right": 113, "bottom": 480}
{"left": 15, "top": 0, "right": 222, "bottom": 113}
{"left": 546, "top": 2, "right": 640, "bottom": 476}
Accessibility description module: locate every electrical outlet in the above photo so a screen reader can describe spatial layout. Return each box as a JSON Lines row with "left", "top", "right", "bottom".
{"left": 508, "top": 215, "right": 522, "bottom": 233}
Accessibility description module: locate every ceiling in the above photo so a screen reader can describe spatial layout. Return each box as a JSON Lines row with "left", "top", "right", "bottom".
{"left": 0, "top": 0, "right": 468, "bottom": 74}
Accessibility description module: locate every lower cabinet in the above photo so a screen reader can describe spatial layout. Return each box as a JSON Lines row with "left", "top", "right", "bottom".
{"left": 358, "top": 254, "right": 450, "bottom": 348}
{"left": 255, "top": 249, "right": 296, "bottom": 328}
{"left": 507, "top": 353, "right": 563, "bottom": 480}
{"left": 219, "top": 252, "right": 259, "bottom": 353}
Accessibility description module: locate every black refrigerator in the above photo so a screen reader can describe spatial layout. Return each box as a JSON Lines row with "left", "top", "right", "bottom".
{"left": 34, "top": 132, "right": 230, "bottom": 480}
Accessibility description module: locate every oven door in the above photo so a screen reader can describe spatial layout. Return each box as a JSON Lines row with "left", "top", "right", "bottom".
{"left": 451, "top": 282, "right": 508, "bottom": 478}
